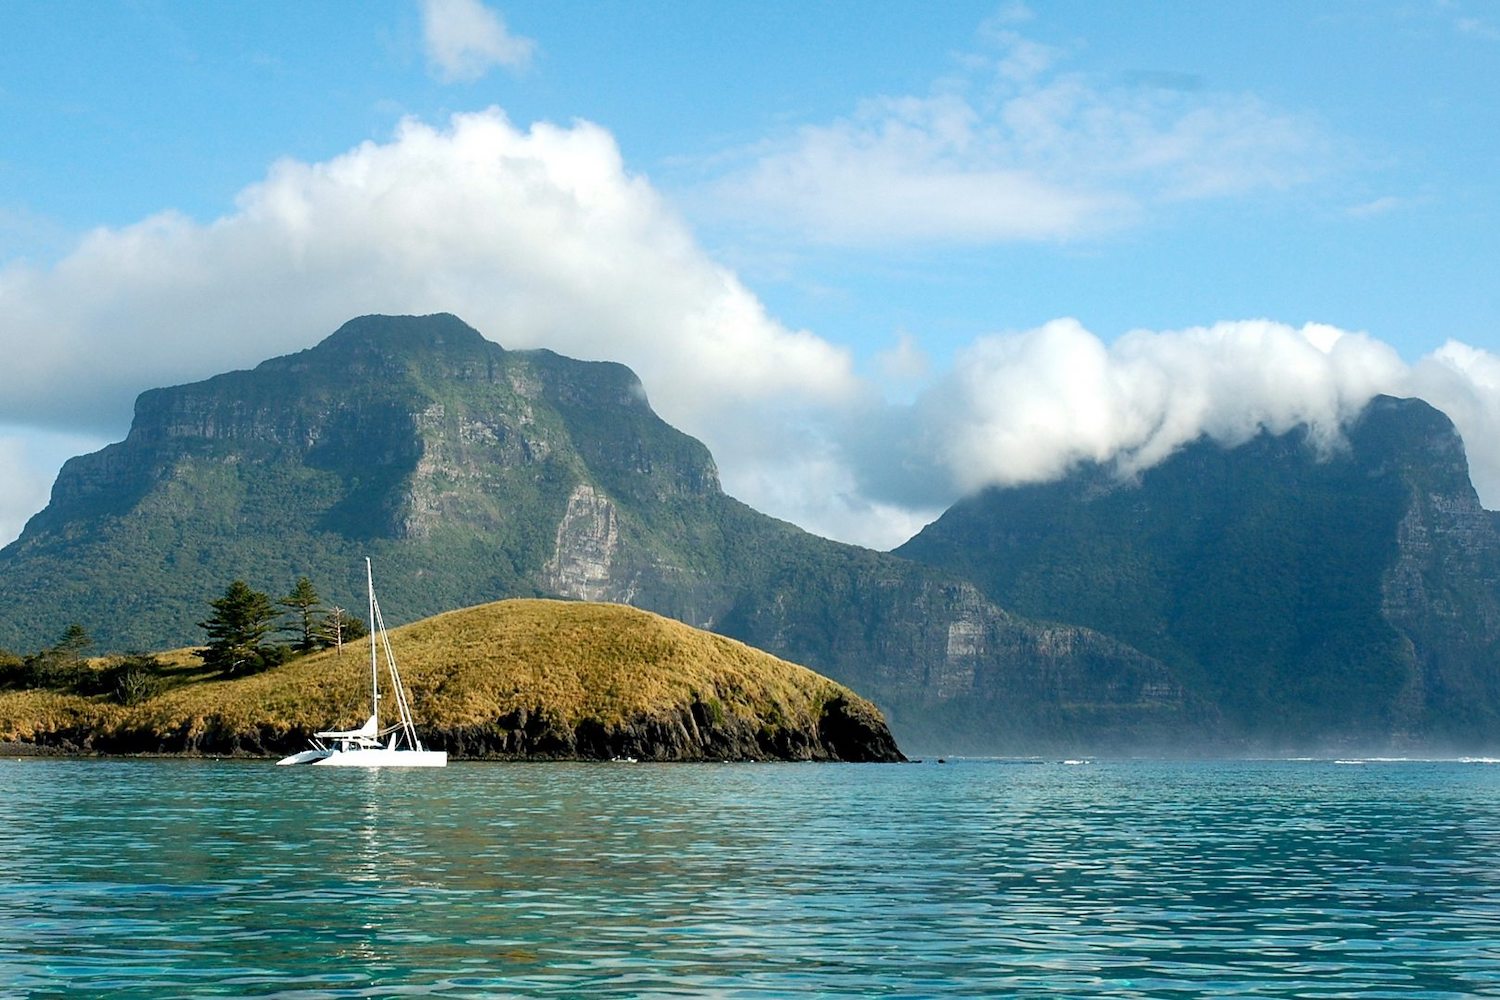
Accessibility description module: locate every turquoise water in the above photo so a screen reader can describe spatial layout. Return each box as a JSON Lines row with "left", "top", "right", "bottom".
{"left": 1, "top": 759, "right": 1498, "bottom": 997}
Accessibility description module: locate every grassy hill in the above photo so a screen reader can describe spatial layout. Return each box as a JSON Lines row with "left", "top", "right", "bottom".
{"left": 0, "top": 599, "right": 903, "bottom": 762}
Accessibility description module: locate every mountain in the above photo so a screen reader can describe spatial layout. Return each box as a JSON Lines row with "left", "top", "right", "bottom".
{"left": 896, "top": 395, "right": 1500, "bottom": 750}
{"left": 0, "top": 599, "right": 904, "bottom": 761}
{"left": 0, "top": 314, "right": 1194, "bottom": 753}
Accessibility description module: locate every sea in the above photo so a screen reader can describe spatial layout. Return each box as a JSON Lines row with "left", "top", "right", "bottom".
{"left": 1, "top": 757, "right": 1498, "bottom": 998}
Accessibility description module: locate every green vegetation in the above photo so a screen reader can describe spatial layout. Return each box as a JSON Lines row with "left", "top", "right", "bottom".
{"left": 3, "top": 314, "right": 1496, "bottom": 752}
{"left": 278, "top": 577, "right": 323, "bottom": 653}
{"left": 0, "top": 314, "right": 717, "bottom": 651}
{"left": 0, "top": 576, "right": 365, "bottom": 684}
{"left": 0, "top": 628, "right": 177, "bottom": 708}
{"left": 0, "top": 313, "right": 1007, "bottom": 753}
{"left": 107, "top": 654, "right": 168, "bottom": 706}
{"left": 196, "top": 580, "right": 285, "bottom": 676}
{"left": 898, "top": 396, "right": 1500, "bottom": 744}
{"left": 0, "top": 624, "right": 103, "bottom": 693}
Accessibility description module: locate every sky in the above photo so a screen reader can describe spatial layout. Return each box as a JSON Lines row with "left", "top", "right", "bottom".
{"left": 1, "top": 0, "right": 1499, "bottom": 550}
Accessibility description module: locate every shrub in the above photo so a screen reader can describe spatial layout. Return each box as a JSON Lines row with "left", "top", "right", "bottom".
{"left": 105, "top": 655, "right": 166, "bottom": 706}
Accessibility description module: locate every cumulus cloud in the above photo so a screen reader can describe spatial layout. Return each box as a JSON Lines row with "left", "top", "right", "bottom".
{"left": 1, "top": 111, "right": 1497, "bottom": 555}
{"left": 421, "top": 0, "right": 535, "bottom": 82}
{"left": 915, "top": 320, "right": 1404, "bottom": 494}
{"left": 705, "top": 30, "right": 1332, "bottom": 246}
{"left": 1406, "top": 342, "right": 1500, "bottom": 502}
{"left": 702, "top": 398, "right": 941, "bottom": 551}
{"left": 0, "top": 109, "right": 855, "bottom": 438}
{"left": 0, "top": 437, "right": 47, "bottom": 548}
{"left": 875, "top": 331, "right": 931, "bottom": 386}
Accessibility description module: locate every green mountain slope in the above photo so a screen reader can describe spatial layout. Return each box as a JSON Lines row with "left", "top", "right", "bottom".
{"left": 2, "top": 313, "right": 707, "bottom": 645}
{"left": 897, "top": 396, "right": 1500, "bottom": 748}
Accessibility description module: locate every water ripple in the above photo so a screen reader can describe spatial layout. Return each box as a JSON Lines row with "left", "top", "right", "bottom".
{"left": 1, "top": 758, "right": 1498, "bottom": 996}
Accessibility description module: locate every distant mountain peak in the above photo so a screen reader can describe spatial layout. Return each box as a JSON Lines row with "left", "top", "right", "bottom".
{"left": 896, "top": 391, "right": 1500, "bottom": 748}
{"left": 315, "top": 313, "right": 497, "bottom": 356}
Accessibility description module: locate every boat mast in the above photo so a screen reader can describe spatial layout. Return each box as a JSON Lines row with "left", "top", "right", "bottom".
{"left": 366, "top": 557, "right": 379, "bottom": 729}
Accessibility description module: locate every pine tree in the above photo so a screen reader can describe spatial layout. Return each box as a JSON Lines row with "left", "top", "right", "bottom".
{"left": 21, "top": 623, "right": 93, "bottom": 689}
{"left": 197, "top": 580, "right": 279, "bottom": 676}
{"left": 278, "top": 577, "right": 323, "bottom": 653}
{"left": 55, "top": 623, "right": 92, "bottom": 661}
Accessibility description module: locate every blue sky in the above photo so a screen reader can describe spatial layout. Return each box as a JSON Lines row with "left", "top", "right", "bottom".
{"left": 2, "top": 0, "right": 1499, "bottom": 548}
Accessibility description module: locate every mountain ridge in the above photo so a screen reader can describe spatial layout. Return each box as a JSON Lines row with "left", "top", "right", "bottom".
{"left": 4, "top": 313, "right": 1495, "bottom": 752}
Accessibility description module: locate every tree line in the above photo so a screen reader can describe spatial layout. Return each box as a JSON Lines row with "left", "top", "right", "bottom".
{"left": 0, "top": 576, "right": 369, "bottom": 699}
{"left": 197, "top": 576, "right": 367, "bottom": 675}
{"left": 0, "top": 624, "right": 163, "bottom": 705}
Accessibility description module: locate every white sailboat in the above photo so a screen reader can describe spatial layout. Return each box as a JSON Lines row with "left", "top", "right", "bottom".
{"left": 277, "top": 558, "right": 447, "bottom": 767}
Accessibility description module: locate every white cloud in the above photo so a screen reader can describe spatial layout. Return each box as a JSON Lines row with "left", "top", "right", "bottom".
{"left": 875, "top": 331, "right": 931, "bottom": 385}
{"left": 0, "top": 110, "right": 856, "bottom": 429}
{"left": 1406, "top": 341, "right": 1500, "bottom": 502}
{"left": 843, "top": 319, "right": 1500, "bottom": 541}
{"left": 715, "top": 93, "right": 1130, "bottom": 245}
{"left": 706, "top": 400, "right": 940, "bottom": 550}
{"left": 0, "top": 437, "right": 48, "bottom": 549}
{"left": 421, "top": 0, "right": 535, "bottom": 82}
{"left": 704, "top": 30, "right": 1332, "bottom": 247}
{"left": 0, "top": 109, "right": 860, "bottom": 542}
{"left": 932, "top": 318, "right": 1399, "bottom": 493}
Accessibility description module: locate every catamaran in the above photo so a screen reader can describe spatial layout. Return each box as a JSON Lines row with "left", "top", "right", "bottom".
{"left": 277, "top": 559, "right": 447, "bottom": 767}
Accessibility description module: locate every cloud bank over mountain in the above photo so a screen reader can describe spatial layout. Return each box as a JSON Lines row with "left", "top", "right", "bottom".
{"left": 849, "top": 320, "right": 1500, "bottom": 519}
{"left": 1, "top": 109, "right": 1497, "bottom": 551}
{"left": 0, "top": 109, "right": 856, "bottom": 474}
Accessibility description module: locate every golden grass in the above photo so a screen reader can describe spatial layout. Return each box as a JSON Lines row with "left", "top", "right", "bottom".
{"left": 1, "top": 600, "right": 878, "bottom": 745}
{"left": 0, "top": 689, "right": 122, "bottom": 742}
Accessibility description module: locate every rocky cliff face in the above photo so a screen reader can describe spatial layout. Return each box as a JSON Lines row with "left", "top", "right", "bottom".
{"left": 0, "top": 313, "right": 1195, "bottom": 752}
{"left": 1369, "top": 398, "right": 1500, "bottom": 741}
{"left": 898, "top": 395, "right": 1500, "bottom": 750}
{"left": 709, "top": 538, "right": 1201, "bottom": 752}
{"left": 1, "top": 314, "right": 719, "bottom": 647}
{"left": 542, "top": 484, "right": 623, "bottom": 601}
{"left": 22, "top": 695, "right": 902, "bottom": 763}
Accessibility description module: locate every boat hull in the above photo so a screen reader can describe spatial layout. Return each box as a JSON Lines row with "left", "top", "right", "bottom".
{"left": 276, "top": 748, "right": 335, "bottom": 766}
{"left": 278, "top": 747, "right": 447, "bottom": 767}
